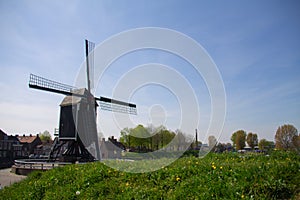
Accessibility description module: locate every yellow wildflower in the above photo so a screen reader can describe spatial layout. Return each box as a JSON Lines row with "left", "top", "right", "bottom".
{"left": 176, "top": 177, "right": 181, "bottom": 181}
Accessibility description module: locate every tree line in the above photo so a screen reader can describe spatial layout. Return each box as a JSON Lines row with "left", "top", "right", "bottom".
{"left": 231, "top": 124, "right": 300, "bottom": 152}
{"left": 119, "top": 123, "right": 299, "bottom": 153}
{"left": 119, "top": 125, "right": 192, "bottom": 152}
{"left": 41, "top": 123, "right": 299, "bottom": 153}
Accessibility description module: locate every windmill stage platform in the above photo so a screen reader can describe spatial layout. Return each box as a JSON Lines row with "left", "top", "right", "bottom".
{"left": 11, "top": 159, "right": 72, "bottom": 176}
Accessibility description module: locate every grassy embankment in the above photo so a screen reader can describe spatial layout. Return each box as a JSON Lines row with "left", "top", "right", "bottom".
{"left": 0, "top": 151, "right": 299, "bottom": 199}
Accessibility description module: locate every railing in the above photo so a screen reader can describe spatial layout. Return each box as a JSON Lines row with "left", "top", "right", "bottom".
{"left": 14, "top": 159, "right": 71, "bottom": 170}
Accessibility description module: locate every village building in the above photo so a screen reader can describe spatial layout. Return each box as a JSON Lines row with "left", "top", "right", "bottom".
{"left": 0, "top": 130, "right": 20, "bottom": 168}
{"left": 17, "top": 134, "right": 42, "bottom": 157}
{"left": 100, "top": 136, "right": 125, "bottom": 159}
{"left": 0, "top": 129, "right": 48, "bottom": 168}
{"left": 34, "top": 140, "right": 53, "bottom": 158}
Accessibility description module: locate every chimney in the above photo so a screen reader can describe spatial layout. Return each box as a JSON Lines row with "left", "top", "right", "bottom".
{"left": 102, "top": 138, "right": 105, "bottom": 141}
{"left": 30, "top": 134, "right": 32, "bottom": 137}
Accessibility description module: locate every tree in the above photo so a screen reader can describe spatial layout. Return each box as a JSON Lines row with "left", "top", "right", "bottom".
{"left": 215, "top": 143, "right": 225, "bottom": 153}
{"left": 39, "top": 130, "right": 52, "bottom": 142}
{"left": 275, "top": 124, "right": 299, "bottom": 151}
{"left": 120, "top": 125, "right": 150, "bottom": 151}
{"left": 130, "top": 125, "right": 151, "bottom": 151}
{"left": 258, "top": 139, "right": 274, "bottom": 151}
{"left": 160, "top": 129, "right": 175, "bottom": 149}
{"left": 120, "top": 127, "right": 131, "bottom": 148}
{"left": 231, "top": 130, "right": 246, "bottom": 150}
{"left": 208, "top": 135, "right": 217, "bottom": 148}
{"left": 293, "top": 135, "right": 300, "bottom": 152}
{"left": 246, "top": 132, "right": 258, "bottom": 149}
{"left": 174, "top": 129, "right": 188, "bottom": 151}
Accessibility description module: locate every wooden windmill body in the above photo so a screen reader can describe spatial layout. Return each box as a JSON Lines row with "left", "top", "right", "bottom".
{"left": 28, "top": 40, "right": 137, "bottom": 163}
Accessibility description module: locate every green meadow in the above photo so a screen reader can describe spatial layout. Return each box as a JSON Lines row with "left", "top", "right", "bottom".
{"left": 1, "top": 151, "right": 299, "bottom": 200}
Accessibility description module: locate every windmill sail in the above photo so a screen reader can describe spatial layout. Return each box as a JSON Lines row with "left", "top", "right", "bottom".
{"left": 29, "top": 73, "right": 137, "bottom": 115}
{"left": 29, "top": 74, "right": 77, "bottom": 96}
{"left": 98, "top": 96, "right": 137, "bottom": 115}
{"left": 85, "top": 39, "right": 95, "bottom": 93}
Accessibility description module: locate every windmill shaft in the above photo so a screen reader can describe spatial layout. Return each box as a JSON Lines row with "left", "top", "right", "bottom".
{"left": 96, "top": 96, "right": 136, "bottom": 108}
{"left": 85, "top": 39, "right": 91, "bottom": 93}
{"left": 29, "top": 84, "right": 74, "bottom": 96}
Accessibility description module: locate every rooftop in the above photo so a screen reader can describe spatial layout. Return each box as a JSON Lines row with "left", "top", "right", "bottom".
{"left": 17, "top": 134, "right": 39, "bottom": 144}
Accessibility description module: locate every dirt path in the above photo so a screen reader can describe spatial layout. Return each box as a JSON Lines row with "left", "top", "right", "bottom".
{"left": 0, "top": 168, "right": 26, "bottom": 188}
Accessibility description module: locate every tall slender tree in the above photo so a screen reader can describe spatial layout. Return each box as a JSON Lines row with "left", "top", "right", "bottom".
{"left": 246, "top": 132, "right": 258, "bottom": 149}
{"left": 208, "top": 135, "right": 217, "bottom": 148}
{"left": 231, "top": 130, "right": 246, "bottom": 150}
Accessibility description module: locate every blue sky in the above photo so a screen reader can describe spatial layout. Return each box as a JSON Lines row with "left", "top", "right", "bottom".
{"left": 0, "top": 0, "right": 299, "bottom": 143}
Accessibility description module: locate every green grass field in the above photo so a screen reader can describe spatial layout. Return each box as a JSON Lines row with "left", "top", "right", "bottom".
{"left": 1, "top": 151, "right": 299, "bottom": 199}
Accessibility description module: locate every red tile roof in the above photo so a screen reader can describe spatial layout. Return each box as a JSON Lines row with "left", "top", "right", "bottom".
{"left": 17, "top": 135, "right": 38, "bottom": 144}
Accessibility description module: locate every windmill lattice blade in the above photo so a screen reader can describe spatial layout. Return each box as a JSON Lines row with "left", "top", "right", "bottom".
{"left": 97, "top": 96, "right": 137, "bottom": 115}
{"left": 29, "top": 74, "right": 77, "bottom": 96}
{"left": 100, "top": 101, "right": 137, "bottom": 115}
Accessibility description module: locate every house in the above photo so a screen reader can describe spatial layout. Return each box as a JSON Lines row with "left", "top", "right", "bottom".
{"left": 100, "top": 136, "right": 125, "bottom": 159}
{"left": 0, "top": 129, "right": 19, "bottom": 168}
{"left": 17, "top": 134, "right": 42, "bottom": 156}
{"left": 34, "top": 140, "right": 53, "bottom": 158}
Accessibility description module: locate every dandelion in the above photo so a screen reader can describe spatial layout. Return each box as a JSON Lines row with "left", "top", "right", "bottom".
{"left": 241, "top": 194, "right": 245, "bottom": 198}
{"left": 220, "top": 166, "right": 223, "bottom": 170}
{"left": 76, "top": 191, "right": 80, "bottom": 195}
{"left": 176, "top": 177, "right": 180, "bottom": 181}
{"left": 211, "top": 162, "right": 217, "bottom": 170}
{"left": 126, "top": 182, "right": 129, "bottom": 187}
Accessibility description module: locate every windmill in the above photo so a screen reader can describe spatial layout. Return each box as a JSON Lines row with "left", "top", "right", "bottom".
{"left": 29, "top": 40, "right": 137, "bottom": 163}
